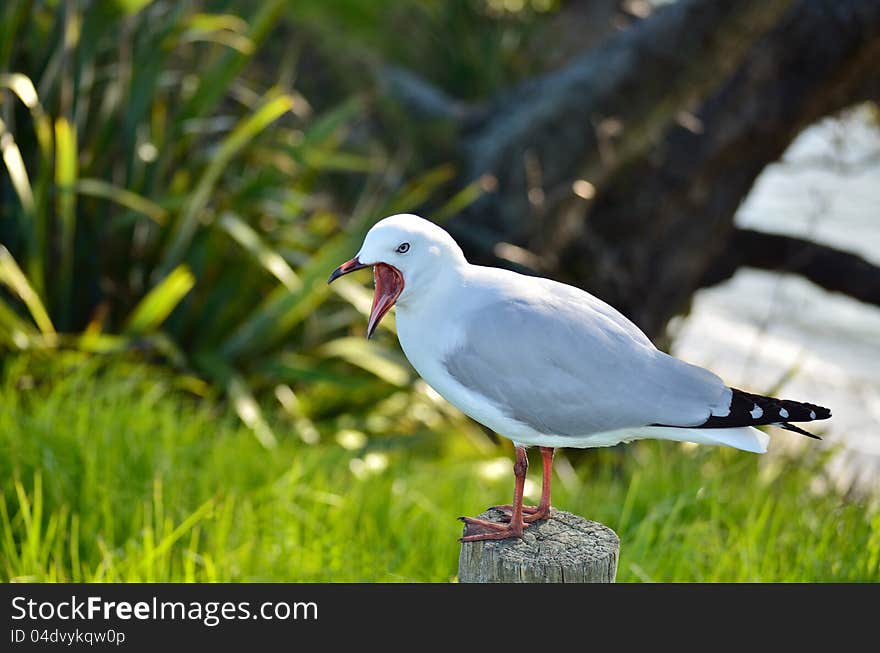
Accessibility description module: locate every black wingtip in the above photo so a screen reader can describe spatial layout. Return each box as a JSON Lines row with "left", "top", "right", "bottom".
{"left": 687, "top": 389, "right": 832, "bottom": 431}
{"left": 814, "top": 406, "right": 832, "bottom": 420}
{"left": 780, "top": 422, "right": 822, "bottom": 440}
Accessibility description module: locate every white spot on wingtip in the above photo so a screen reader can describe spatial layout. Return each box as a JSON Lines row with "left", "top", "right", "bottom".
{"left": 750, "top": 404, "right": 763, "bottom": 419}
{"left": 809, "top": 410, "right": 816, "bottom": 420}
{"left": 779, "top": 408, "right": 789, "bottom": 419}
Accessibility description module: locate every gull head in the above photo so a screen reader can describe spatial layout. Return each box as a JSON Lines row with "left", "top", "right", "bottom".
{"left": 328, "top": 213, "right": 465, "bottom": 338}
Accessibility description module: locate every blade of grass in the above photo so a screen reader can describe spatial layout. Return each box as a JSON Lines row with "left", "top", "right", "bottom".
{"left": 124, "top": 265, "right": 195, "bottom": 335}
{"left": 195, "top": 354, "right": 278, "bottom": 449}
{"left": 68, "top": 513, "right": 80, "bottom": 582}
{"left": 72, "top": 332, "right": 131, "bottom": 354}
{"left": 184, "top": 13, "right": 250, "bottom": 34}
{"left": 0, "top": 245, "right": 55, "bottom": 336}
{"left": 218, "top": 211, "right": 301, "bottom": 290}
{"left": 228, "top": 378, "right": 279, "bottom": 449}
{"left": 114, "top": 0, "right": 153, "bottom": 16}
{"left": 297, "top": 97, "right": 362, "bottom": 149}
{"left": 155, "top": 91, "right": 294, "bottom": 279}
{"left": 0, "top": 493, "right": 20, "bottom": 578}
{"left": 0, "top": 116, "right": 46, "bottom": 303}
{"left": 181, "top": 13, "right": 254, "bottom": 55}
{"left": 140, "top": 498, "right": 215, "bottom": 570}
{"left": 0, "top": 117, "right": 36, "bottom": 216}
{"left": 0, "top": 1, "right": 29, "bottom": 71}
{"left": 1, "top": 73, "right": 55, "bottom": 158}
{"left": 0, "top": 296, "right": 37, "bottom": 347}
{"left": 54, "top": 117, "right": 77, "bottom": 330}
{"left": 433, "top": 176, "right": 486, "bottom": 223}
{"left": 0, "top": 74, "right": 54, "bottom": 298}
{"left": 300, "top": 150, "right": 382, "bottom": 172}
{"left": 13, "top": 474, "right": 42, "bottom": 572}
{"left": 74, "top": 179, "right": 168, "bottom": 224}
{"left": 387, "top": 164, "right": 456, "bottom": 214}
{"left": 256, "top": 353, "right": 368, "bottom": 385}
{"left": 317, "top": 337, "right": 412, "bottom": 387}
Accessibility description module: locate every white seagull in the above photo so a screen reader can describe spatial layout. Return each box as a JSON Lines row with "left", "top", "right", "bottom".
{"left": 328, "top": 214, "right": 831, "bottom": 541}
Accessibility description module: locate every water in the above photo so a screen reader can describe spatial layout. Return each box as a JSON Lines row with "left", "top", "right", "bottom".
{"left": 671, "top": 105, "right": 880, "bottom": 492}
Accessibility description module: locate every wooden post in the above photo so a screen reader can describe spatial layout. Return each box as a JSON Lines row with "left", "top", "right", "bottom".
{"left": 458, "top": 508, "right": 619, "bottom": 583}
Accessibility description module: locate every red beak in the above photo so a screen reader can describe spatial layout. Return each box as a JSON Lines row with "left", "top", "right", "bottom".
{"left": 328, "top": 257, "right": 405, "bottom": 339}
{"left": 327, "top": 256, "right": 369, "bottom": 283}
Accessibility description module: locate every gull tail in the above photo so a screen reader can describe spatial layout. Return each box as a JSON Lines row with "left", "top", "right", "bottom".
{"left": 696, "top": 388, "right": 831, "bottom": 439}
{"left": 646, "top": 389, "right": 831, "bottom": 453}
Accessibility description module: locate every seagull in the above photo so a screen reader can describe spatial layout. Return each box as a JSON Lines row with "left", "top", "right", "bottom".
{"left": 328, "top": 214, "right": 831, "bottom": 541}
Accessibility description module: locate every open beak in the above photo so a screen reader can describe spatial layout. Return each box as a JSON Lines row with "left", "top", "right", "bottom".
{"left": 328, "top": 257, "right": 405, "bottom": 339}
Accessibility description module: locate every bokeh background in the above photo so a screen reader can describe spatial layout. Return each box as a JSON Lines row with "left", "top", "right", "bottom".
{"left": 1, "top": 0, "right": 878, "bottom": 582}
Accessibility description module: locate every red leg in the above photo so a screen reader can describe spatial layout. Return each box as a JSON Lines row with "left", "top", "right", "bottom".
{"left": 460, "top": 446, "right": 529, "bottom": 541}
{"left": 494, "top": 447, "right": 555, "bottom": 523}
{"left": 524, "top": 447, "right": 554, "bottom": 523}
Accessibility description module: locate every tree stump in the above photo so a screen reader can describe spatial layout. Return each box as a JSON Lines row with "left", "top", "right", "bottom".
{"left": 458, "top": 508, "right": 619, "bottom": 583}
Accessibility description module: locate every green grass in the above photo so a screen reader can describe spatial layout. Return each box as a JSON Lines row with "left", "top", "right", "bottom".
{"left": 1, "top": 354, "right": 878, "bottom": 582}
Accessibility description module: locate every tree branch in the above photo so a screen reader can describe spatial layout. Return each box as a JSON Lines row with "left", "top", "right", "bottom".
{"left": 701, "top": 229, "right": 880, "bottom": 306}
{"left": 376, "top": 66, "right": 472, "bottom": 123}
{"left": 451, "top": 0, "right": 794, "bottom": 244}
{"left": 552, "top": 0, "right": 880, "bottom": 338}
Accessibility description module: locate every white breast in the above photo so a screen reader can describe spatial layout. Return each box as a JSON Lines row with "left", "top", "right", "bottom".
{"left": 395, "top": 302, "right": 550, "bottom": 446}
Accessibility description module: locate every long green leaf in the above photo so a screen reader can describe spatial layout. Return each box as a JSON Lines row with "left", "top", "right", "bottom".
{"left": 0, "top": 296, "right": 36, "bottom": 349}
{"left": 0, "top": 74, "right": 53, "bottom": 157}
{"left": 318, "top": 337, "right": 411, "bottom": 387}
{"left": 114, "top": 0, "right": 153, "bottom": 16}
{"left": 54, "top": 117, "right": 77, "bottom": 330}
{"left": 75, "top": 178, "right": 168, "bottom": 224}
{"left": 227, "top": 375, "right": 278, "bottom": 449}
{"left": 433, "top": 177, "right": 486, "bottom": 223}
{"left": 184, "top": 13, "right": 250, "bottom": 34}
{"left": 124, "top": 265, "right": 195, "bottom": 335}
{"left": 0, "top": 246, "right": 55, "bottom": 336}
{"left": 297, "top": 97, "right": 362, "bottom": 148}
{"left": 72, "top": 332, "right": 131, "bottom": 354}
{"left": 181, "top": 13, "right": 254, "bottom": 55}
{"left": 156, "top": 92, "right": 294, "bottom": 278}
{"left": 218, "top": 211, "right": 301, "bottom": 290}
{"left": 0, "top": 1, "right": 29, "bottom": 71}
{"left": 0, "top": 117, "right": 36, "bottom": 215}
{"left": 387, "top": 164, "right": 456, "bottom": 214}
{"left": 140, "top": 498, "right": 216, "bottom": 568}
{"left": 196, "top": 354, "right": 279, "bottom": 449}
{"left": 256, "top": 353, "right": 366, "bottom": 386}
{"left": 0, "top": 74, "right": 54, "bottom": 298}
{"left": 300, "top": 150, "right": 382, "bottom": 172}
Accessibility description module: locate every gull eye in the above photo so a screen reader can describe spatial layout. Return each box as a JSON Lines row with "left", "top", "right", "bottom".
{"left": 395, "top": 242, "right": 410, "bottom": 254}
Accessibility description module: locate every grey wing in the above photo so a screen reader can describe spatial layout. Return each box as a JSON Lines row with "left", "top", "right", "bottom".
{"left": 443, "top": 294, "right": 730, "bottom": 436}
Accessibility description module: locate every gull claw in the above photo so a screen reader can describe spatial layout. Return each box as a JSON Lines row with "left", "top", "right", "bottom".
{"left": 459, "top": 515, "right": 526, "bottom": 541}
{"left": 492, "top": 504, "right": 552, "bottom": 524}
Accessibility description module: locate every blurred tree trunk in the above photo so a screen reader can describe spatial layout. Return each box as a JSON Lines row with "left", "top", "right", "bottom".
{"left": 426, "top": 0, "right": 880, "bottom": 340}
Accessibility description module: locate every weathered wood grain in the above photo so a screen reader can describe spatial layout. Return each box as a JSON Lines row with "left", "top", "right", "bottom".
{"left": 458, "top": 508, "right": 619, "bottom": 583}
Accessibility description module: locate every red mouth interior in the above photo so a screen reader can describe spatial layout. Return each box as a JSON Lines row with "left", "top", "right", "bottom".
{"left": 367, "top": 263, "right": 404, "bottom": 338}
